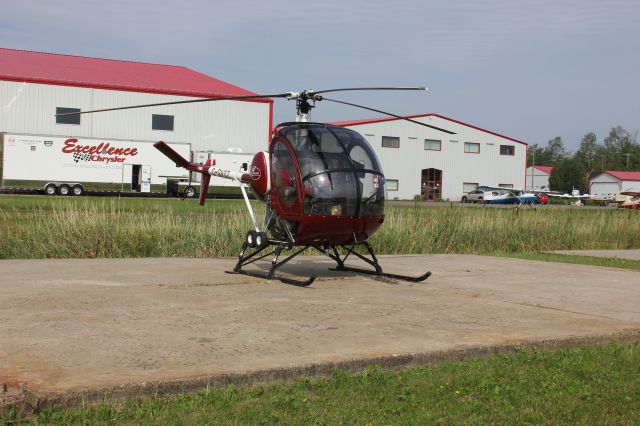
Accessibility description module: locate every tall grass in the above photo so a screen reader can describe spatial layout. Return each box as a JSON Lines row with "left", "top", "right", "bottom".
{"left": 0, "top": 196, "right": 638, "bottom": 259}
{"left": 372, "top": 204, "right": 640, "bottom": 254}
{"left": 0, "top": 197, "right": 254, "bottom": 258}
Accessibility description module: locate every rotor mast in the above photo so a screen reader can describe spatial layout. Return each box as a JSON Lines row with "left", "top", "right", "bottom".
{"left": 288, "top": 90, "right": 322, "bottom": 122}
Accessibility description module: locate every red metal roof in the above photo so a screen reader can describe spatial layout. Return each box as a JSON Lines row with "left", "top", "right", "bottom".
{"left": 331, "top": 113, "right": 528, "bottom": 146}
{"left": 599, "top": 170, "right": 640, "bottom": 181}
{"left": 0, "top": 48, "right": 265, "bottom": 101}
{"left": 533, "top": 165, "right": 553, "bottom": 174}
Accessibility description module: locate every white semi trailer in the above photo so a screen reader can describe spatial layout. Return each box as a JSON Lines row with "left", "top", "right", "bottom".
{"left": 0, "top": 132, "right": 191, "bottom": 195}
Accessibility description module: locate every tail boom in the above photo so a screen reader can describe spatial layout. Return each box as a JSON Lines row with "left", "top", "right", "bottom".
{"left": 154, "top": 140, "right": 251, "bottom": 205}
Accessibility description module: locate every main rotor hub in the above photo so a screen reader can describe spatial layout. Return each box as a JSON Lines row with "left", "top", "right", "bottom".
{"left": 288, "top": 91, "right": 323, "bottom": 122}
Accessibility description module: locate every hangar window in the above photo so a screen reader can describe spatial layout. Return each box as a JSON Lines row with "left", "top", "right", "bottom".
{"left": 381, "top": 136, "right": 399, "bottom": 148}
{"left": 56, "top": 107, "right": 81, "bottom": 125}
{"left": 424, "top": 139, "right": 441, "bottom": 151}
{"left": 499, "top": 184, "right": 514, "bottom": 188}
{"left": 500, "top": 145, "right": 515, "bottom": 156}
{"left": 152, "top": 114, "right": 174, "bottom": 131}
{"left": 386, "top": 179, "right": 399, "bottom": 191}
{"left": 464, "top": 142, "right": 480, "bottom": 154}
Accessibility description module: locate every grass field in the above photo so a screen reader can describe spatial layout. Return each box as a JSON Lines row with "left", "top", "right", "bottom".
{"left": 4, "top": 342, "right": 637, "bottom": 425}
{"left": 1, "top": 194, "right": 638, "bottom": 259}
{"left": 2, "top": 195, "right": 639, "bottom": 423}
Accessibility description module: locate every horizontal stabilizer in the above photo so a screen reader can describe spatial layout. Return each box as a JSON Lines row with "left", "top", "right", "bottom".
{"left": 154, "top": 141, "right": 190, "bottom": 168}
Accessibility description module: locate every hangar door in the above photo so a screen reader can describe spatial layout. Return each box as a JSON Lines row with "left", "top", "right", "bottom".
{"left": 590, "top": 181, "right": 620, "bottom": 198}
{"left": 421, "top": 168, "right": 442, "bottom": 201}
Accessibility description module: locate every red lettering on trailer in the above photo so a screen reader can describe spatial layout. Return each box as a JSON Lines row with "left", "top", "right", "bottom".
{"left": 62, "top": 139, "right": 138, "bottom": 157}
{"left": 90, "top": 155, "right": 127, "bottom": 163}
{"left": 62, "top": 138, "right": 78, "bottom": 153}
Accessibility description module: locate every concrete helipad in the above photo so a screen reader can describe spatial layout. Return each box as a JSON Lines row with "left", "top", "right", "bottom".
{"left": 553, "top": 249, "right": 640, "bottom": 261}
{"left": 1, "top": 254, "right": 639, "bottom": 409}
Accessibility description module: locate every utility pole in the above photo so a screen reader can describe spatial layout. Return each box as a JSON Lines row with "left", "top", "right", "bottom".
{"left": 528, "top": 148, "right": 535, "bottom": 190}
{"left": 624, "top": 153, "right": 631, "bottom": 169}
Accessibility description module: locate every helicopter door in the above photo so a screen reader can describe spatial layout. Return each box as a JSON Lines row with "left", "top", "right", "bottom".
{"left": 271, "top": 140, "right": 301, "bottom": 211}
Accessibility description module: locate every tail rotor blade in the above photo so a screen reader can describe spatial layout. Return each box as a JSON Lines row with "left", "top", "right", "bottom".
{"left": 154, "top": 141, "right": 190, "bottom": 168}
{"left": 199, "top": 174, "right": 211, "bottom": 206}
{"left": 321, "top": 97, "right": 456, "bottom": 134}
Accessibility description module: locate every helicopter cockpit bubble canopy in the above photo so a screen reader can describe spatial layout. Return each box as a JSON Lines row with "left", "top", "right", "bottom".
{"left": 275, "top": 123, "right": 385, "bottom": 217}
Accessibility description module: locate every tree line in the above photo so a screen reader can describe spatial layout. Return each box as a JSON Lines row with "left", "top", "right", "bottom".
{"left": 527, "top": 126, "right": 640, "bottom": 193}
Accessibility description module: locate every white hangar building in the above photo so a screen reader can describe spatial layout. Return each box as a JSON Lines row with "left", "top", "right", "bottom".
{"left": 525, "top": 165, "right": 553, "bottom": 191}
{"left": 0, "top": 48, "right": 271, "bottom": 193}
{"left": 333, "top": 114, "right": 527, "bottom": 201}
{"left": 0, "top": 48, "right": 272, "bottom": 151}
{"left": 589, "top": 171, "right": 640, "bottom": 198}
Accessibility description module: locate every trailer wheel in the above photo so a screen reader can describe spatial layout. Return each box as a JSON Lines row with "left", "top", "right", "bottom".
{"left": 58, "top": 184, "right": 71, "bottom": 196}
{"left": 72, "top": 185, "right": 85, "bottom": 196}
{"left": 184, "top": 186, "right": 196, "bottom": 198}
{"left": 45, "top": 184, "right": 57, "bottom": 196}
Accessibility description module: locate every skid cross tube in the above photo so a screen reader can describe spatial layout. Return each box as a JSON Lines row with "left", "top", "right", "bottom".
{"left": 230, "top": 241, "right": 316, "bottom": 287}
{"left": 326, "top": 241, "right": 431, "bottom": 283}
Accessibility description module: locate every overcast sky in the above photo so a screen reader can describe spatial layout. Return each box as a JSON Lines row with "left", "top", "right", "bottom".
{"left": 2, "top": 0, "right": 639, "bottom": 150}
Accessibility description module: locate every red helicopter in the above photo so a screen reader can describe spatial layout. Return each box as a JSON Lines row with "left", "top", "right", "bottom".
{"left": 59, "top": 87, "right": 455, "bottom": 286}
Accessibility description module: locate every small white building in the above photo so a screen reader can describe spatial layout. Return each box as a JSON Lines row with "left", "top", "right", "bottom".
{"left": 525, "top": 165, "right": 553, "bottom": 190}
{"left": 589, "top": 171, "right": 640, "bottom": 198}
{"left": 333, "top": 114, "right": 527, "bottom": 201}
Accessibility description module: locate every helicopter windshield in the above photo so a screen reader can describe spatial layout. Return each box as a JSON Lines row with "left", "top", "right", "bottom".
{"left": 279, "top": 124, "right": 385, "bottom": 217}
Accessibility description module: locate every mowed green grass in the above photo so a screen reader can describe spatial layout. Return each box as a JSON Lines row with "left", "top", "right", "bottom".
{"left": 8, "top": 342, "right": 636, "bottom": 425}
{"left": 1, "top": 194, "right": 638, "bottom": 259}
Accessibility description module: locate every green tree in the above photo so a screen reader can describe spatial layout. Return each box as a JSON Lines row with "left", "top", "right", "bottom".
{"left": 604, "top": 126, "right": 632, "bottom": 153}
{"left": 549, "top": 158, "right": 587, "bottom": 193}
{"left": 529, "top": 137, "right": 567, "bottom": 168}
{"left": 575, "top": 132, "right": 597, "bottom": 171}
{"left": 545, "top": 136, "right": 567, "bottom": 164}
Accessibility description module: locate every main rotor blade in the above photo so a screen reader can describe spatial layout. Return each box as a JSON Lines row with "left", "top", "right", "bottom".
{"left": 55, "top": 93, "right": 290, "bottom": 116}
{"left": 313, "top": 87, "right": 427, "bottom": 95}
{"left": 321, "top": 97, "right": 456, "bottom": 134}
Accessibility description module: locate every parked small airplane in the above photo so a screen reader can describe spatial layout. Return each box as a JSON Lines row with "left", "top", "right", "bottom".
{"left": 474, "top": 186, "right": 539, "bottom": 205}
{"left": 617, "top": 191, "right": 640, "bottom": 209}
{"left": 544, "top": 189, "right": 591, "bottom": 200}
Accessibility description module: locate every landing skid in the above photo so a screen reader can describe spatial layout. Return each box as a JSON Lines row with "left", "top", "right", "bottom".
{"left": 229, "top": 241, "right": 316, "bottom": 287}
{"left": 229, "top": 238, "right": 431, "bottom": 286}
{"left": 323, "top": 242, "right": 432, "bottom": 283}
